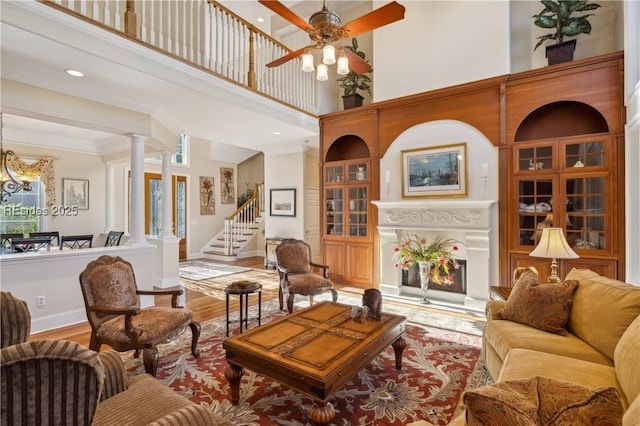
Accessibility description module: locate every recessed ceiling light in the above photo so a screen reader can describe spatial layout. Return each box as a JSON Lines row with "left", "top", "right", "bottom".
{"left": 257, "top": 17, "right": 265, "bottom": 23}
{"left": 273, "top": 131, "right": 281, "bottom": 135}
{"left": 65, "top": 69, "right": 84, "bottom": 77}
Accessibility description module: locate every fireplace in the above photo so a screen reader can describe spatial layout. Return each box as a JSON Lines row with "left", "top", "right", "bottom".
{"left": 402, "top": 260, "right": 466, "bottom": 294}
{"left": 372, "top": 200, "right": 497, "bottom": 310}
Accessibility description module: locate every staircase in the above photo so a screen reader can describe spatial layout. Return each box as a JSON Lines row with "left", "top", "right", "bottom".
{"left": 202, "top": 183, "right": 264, "bottom": 261}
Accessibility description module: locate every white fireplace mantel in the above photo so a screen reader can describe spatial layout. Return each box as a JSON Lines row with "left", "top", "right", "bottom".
{"left": 372, "top": 199, "right": 498, "bottom": 311}
{"left": 372, "top": 200, "right": 496, "bottom": 230}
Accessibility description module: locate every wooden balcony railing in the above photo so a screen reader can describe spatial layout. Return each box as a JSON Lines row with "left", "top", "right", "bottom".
{"left": 42, "top": 0, "right": 316, "bottom": 115}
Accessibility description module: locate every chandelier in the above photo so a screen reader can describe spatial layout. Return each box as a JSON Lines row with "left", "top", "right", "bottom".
{"left": 301, "top": 45, "right": 350, "bottom": 81}
{"left": 1, "top": 113, "right": 36, "bottom": 202}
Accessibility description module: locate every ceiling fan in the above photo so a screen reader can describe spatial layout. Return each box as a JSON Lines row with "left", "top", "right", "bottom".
{"left": 259, "top": 0, "right": 405, "bottom": 77}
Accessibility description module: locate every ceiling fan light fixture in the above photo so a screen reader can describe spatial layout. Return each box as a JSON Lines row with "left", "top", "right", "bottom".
{"left": 301, "top": 52, "right": 315, "bottom": 72}
{"left": 322, "top": 45, "right": 336, "bottom": 65}
{"left": 316, "top": 63, "right": 328, "bottom": 81}
{"left": 337, "top": 55, "right": 349, "bottom": 75}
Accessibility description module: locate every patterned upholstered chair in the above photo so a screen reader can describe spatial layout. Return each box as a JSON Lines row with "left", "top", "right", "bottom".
{"left": 79, "top": 255, "right": 201, "bottom": 376}
{"left": 275, "top": 238, "right": 338, "bottom": 313}
{"left": 0, "top": 291, "right": 31, "bottom": 348}
{"left": 0, "top": 292, "right": 225, "bottom": 426}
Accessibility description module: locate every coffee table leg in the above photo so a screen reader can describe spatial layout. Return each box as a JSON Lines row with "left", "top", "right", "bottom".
{"left": 309, "top": 401, "right": 335, "bottom": 425}
{"left": 224, "top": 363, "right": 245, "bottom": 405}
{"left": 392, "top": 336, "right": 407, "bottom": 370}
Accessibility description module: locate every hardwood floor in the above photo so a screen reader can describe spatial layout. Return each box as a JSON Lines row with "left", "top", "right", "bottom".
{"left": 31, "top": 256, "right": 482, "bottom": 348}
{"left": 31, "top": 256, "right": 270, "bottom": 349}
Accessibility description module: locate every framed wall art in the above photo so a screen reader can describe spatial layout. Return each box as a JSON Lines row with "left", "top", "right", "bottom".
{"left": 401, "top": 143, "right": 467, "bottom": 198}
{"left": 220, "top": 167, "right": 234, "bottom": 204}
{"left": 200, "top": 176, "right": 215, "bottom": 215}
{"left": 270, "top": 188, "right": 296, "bottom": 217}
{"left": 62, "top": 178, "right": 89, "bottom": 210}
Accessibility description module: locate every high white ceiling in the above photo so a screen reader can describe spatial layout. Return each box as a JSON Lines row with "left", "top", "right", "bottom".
{"left": 1, "top": 0, "right": 339, "bottom": 162}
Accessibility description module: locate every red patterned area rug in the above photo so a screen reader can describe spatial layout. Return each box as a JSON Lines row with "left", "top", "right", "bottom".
{"left": 125, "top": 299, "right": 491, "bottom": 426}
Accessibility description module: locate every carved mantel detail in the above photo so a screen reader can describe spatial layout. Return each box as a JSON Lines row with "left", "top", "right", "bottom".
{"left": 382, "top": 209, "right": 481, "bottom": 227}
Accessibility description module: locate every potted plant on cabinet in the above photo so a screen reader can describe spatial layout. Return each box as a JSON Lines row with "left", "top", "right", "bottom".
{"left": 336, "top": 38, "right": 371, "bottom": 109}
{"left": 533, "top": 0, "right": 601, "bottom": 65}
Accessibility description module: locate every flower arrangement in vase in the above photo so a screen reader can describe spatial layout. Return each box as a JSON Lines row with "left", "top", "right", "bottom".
{"left": 393, "top": 234, "right": 460, "bottom": 301}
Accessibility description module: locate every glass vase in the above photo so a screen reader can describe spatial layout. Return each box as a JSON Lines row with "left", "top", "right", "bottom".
{"left": 417, "top": 261, "right": 432, "bottom": 303}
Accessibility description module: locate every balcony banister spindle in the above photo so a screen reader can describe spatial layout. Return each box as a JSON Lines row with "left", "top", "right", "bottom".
{"left": 125, "top": 0, "right": 136, "bottom": 38}
{"left": 40, "top": 0, "right": 316, "bottom": 114}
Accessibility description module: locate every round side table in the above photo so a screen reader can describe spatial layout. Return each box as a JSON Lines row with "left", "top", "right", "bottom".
{"left": 225, "top": 280, "right": 262, "bottom": 337}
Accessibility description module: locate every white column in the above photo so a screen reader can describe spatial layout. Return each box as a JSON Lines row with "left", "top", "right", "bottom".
{"left": 104, "top": 162, "right": 115, "bottom": 234}
{"left": 129, "top": 134, "right": 147, "bottom": 246}
{"left": 161, "top": 150, "right": 174, "bottom": 238}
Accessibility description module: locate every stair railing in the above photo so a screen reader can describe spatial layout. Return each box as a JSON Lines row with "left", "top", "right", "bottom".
{"left": 223, "top": 183, "right": 263, "bottom": 255}
{"left": 42, "top": 0, "right": 316, "bottom": 114}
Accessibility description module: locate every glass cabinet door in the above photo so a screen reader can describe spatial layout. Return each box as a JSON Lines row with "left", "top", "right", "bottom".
{"left": 565, "top": 175, "right": 607, "bottom": 251}
{"left": 517, "top": 145, "right": 554, "bottom": 172}
{"left": 347, "top": 186, "right": 367, "bottom": 237}
{"left": 325, "top": 164, "right": 344, "bottom": 183}
{"left": 347, "top": 162, "right": 368, "bottom": 182}
{"left": 516, "top": 178, "right": 554, "bottom": 247}
{"left": 325, "top": 188, "right": 343, "bottom": 236}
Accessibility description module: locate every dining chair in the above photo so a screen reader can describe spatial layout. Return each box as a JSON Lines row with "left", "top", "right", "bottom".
{"left": 104, "top": 231, "right": 124, "bottom": 247}
{"left": 275, "top": 238, "right": 338, "bottom": 313}
{"left": 29, "top": 231, "right": 60, "bottom": 246}
{"left": 10, "top": 237, "right": 52, "bottom": 253}
{"left": 0, "top": 233, "right": 23, "bottom": 253}
{"left": 60, "top": 234, "right": 93, "bottom": 249}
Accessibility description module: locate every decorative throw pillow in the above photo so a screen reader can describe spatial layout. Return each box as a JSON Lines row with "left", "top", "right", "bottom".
{"left": 498, "top": 269, "right": 578, "bottom": 335}
{"left": 464, "top": 377, "right": 623, "bottom": 426}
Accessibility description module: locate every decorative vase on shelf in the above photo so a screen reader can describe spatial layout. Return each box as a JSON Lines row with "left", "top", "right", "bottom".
{"left": 417, "top": 261, "right": 432, "bottom": 303}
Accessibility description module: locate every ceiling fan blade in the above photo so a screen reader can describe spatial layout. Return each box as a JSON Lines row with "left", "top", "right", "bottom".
{"left": 341, "top": 1, "right": 406, "bottom": 37}
{"left": 266, "top": 47, "right": 307, "bottom": 68}
{"left": 258, "top": 1, "right": 314, "bottom": 32}
{"left": 343, "top": 48, "right": 372, "bottom": 75}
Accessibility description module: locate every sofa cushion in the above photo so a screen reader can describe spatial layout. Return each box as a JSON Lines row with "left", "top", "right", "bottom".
{"left": 614, "top": 315, "right": 640, "bottom": 409}
{"left": 498, "top": 270, "right": 578, "bottom": 335}
{"left": 464, "top": 376, "right": 623, "bottom": 426}
{"left": 485, "top": 320, "right": 613, "bottom": 367}
{"left": 566, "top": 269, "right": 640, "bottom": 360}
{"left": 499, "top": 349, "right": 626, "bottom": 408}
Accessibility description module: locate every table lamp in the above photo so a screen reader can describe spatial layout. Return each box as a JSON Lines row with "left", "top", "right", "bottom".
{"left": 529, "top": 227, "right": 579, "bottom": 283}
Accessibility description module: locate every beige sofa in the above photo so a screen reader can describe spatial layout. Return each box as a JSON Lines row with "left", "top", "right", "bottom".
{"left": 443, "top": 268, "right": 640, "bottom": 425}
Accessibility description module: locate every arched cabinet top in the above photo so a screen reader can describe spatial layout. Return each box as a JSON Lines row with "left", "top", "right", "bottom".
{"left": 515, "top": 101, "right": 609, "bottom": 142}
{"left": 325, "top": 135, "right": 370, "bottom": 162}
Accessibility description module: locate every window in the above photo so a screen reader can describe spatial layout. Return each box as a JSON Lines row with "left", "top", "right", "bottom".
{"left": 1, "top": 177, "right": 45, "bottom": 234}
{"left": 147, "top": 134, "right": 189, "bottom": 166}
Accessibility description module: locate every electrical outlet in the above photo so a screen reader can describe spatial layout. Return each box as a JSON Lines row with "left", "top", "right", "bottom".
{"left": 37, "top": 295, "right": 46, "bottom": 307}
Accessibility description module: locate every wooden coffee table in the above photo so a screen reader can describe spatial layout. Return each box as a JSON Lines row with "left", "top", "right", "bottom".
{"left": 223, "top": 301, "right": 407, "bottom": 424}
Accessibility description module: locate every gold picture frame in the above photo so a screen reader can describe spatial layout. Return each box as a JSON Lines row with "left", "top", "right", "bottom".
{"left": 401, "top": 143, "right": 468, "bottom": 198}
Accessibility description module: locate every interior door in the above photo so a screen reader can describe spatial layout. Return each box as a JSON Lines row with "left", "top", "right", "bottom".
{"left": 145, "top": 173, "right": 187, "bottom": 260}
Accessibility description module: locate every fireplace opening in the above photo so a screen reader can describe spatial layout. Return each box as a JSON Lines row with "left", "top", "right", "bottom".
{"left": 401, "top": 260, "right": 467, "bottom": 295}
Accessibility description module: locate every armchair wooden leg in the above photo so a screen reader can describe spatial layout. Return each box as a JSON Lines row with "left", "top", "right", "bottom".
{"left": 278, "top": 286, "right": 284, "bottom": 310}
{"left": 287, "top": 293, "right": 295, "bottom": 314}
{"left": 330, "top": 288, "right": 338, "bottom": 302}
{"left": 189, "top": 320, "right": 201, "bottom": 358}
{"left": 143, "top": 347, "right": 159, "bottom": 377}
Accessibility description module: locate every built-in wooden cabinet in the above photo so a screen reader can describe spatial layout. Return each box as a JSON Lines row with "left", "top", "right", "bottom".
{"left": 503, "top": 52, "right": 625, "bottom": 284}
{"left": 319, "top": 110, "right": 379, "bottom": 287}
{"left": 318, "top": 52, "right": 625, "bottom": 288}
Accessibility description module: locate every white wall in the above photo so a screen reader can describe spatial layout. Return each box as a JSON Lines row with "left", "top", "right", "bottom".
{"left": 4, "top": 142, "right": 107, "bottom": 241}
{"left": 264, "top": 151, "right": 306, "bottom": 239}
{"left": 373, "top": 1, "right": 510, "bottom": 102}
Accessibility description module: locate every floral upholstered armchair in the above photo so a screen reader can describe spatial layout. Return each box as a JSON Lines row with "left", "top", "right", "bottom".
{"left": 79, "top": 255, "right": 201, "bottom": 377}
{"left": 275, "top": 238, "right": 338, "bottom": 313}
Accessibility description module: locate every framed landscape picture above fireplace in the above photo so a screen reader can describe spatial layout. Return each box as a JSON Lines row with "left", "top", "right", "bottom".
{"left": 401, "top": 143, "right": 467, "bottom": 198}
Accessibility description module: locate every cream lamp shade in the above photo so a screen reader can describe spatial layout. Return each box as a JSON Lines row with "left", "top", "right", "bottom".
{"left": 529, "top": 227, "right": 579, "bottom": 283}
